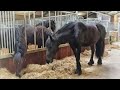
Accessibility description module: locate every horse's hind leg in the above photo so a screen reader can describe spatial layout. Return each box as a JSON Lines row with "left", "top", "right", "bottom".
{"left": 88, "top": 45, "right": 95, "bottom": 66}
{"left": 69, "top": 42, "right": 82, "bottom": 75}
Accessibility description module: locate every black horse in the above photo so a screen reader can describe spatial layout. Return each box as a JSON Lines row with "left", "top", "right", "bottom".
{"left": 26, "top": 19, "right": 56, "bottom": 48}
{"left": 36, "top": 20, "right": 56, "bottom": 32}
{"left": 45, "top": 21, "right": 106, "bottom": 75}
{"left": 13, "top": 25, "right": 27, "bottom": 77}
{"left": 0, "top": 20, "right": 56, "bottom": 53}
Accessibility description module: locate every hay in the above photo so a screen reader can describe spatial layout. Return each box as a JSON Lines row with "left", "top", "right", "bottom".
{"left": 0, "top": 48, "right": 9, "bottom": 55}
{"left": 0, "top": 44, "right": 115, "bottom": 79}
{"left": 28, "top": 44, "right": 38, "bottom": 50}
{"left": 0, "top": 68, "right": 18, "bottom": 79}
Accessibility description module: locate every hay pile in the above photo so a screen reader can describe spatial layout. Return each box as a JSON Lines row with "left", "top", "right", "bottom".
{"left": 81, "top": 49, "right": 109, "bottom": 57}
{"left": 21, "top": 57, "right": 76, "bottom": 79}
{"left": 0, "top": 56, "right": 106, "bottom": 79}
{"left": 28, "top": 44, "right": 38, "bottom": 50}
{"left": 0, "top": 68, "right": 18, "bottom": 79}
{"left": 0, "top": 48, "right": 9, "bottom": 55}
{"left": 105, "top": 44, "right": 120, "bottom": 52}
{"left": 21, "top": 56, "right": 104, "bottom": 79}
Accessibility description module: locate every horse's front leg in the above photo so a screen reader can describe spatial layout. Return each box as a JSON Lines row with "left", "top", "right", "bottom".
{"left": 75, "top": 47, "right": 82, "bottom": 75}
{"left": 88, "top": 45, "right": 95, "bottom": 66}
{"left": 69, "top": 42, "right": 82, "bottom": 75}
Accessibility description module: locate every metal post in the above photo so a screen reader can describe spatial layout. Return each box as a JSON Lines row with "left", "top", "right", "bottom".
{"left": 41, "top": 11, "right": 44, "bottom": 48}
{"left": 60, "top": 11, "right": 62, "bottom": 27}
{"left": 2, "top": 11, "right": 6, "bottom": 49}
{"left": 9, "top": 11, "right": 12, "bottom": 52}
{"left": 12, "top": 11, "right": 15, "bottom": 54}
{"left": 33, "top": 11, "right": 36, "bottom": 49}
{"left": 48, "top": 11, "right": 51, "bottom": 29}
{"left": 10, "top": 11, "right": 14, "bottom": 53}
{"left": 5, "top": 11, "right": 9, "bottom": 50}
{"left": 24, "top": 12, "right": 27, "bottom": 48}
{"left": 0, "top": 12, "right": 2, "bottom": 49}
{"left": 8, "top": 11, "right": 11, "bottom": 53}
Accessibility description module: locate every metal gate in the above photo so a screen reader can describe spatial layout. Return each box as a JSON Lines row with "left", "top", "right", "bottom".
{"left": 0, "top": 11, "right": 15, "bottom": 56}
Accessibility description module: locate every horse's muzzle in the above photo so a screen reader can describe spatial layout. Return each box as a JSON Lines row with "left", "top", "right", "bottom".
{"left": 46, "top": 59, "right": 53, "bottom": 64}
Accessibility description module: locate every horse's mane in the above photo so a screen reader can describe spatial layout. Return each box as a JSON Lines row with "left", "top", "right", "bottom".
{"left": 14, "top": 25, "right": 27, "bottom": 57}
{"left": 76, "top": 22, "right": 87, "bottom": 31}
{"left": 55, "top": 22, "right": 75, "bottom": 35}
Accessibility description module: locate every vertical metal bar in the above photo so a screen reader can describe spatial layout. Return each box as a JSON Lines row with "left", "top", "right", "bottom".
{"left": 33, "top": 11, "right": 36, "bottom": 49}
{"left": 13, "top": 11, "right": 15, "bottom": 54}
{"left": 48, "top": 11, "right": 51, "bottom": 29}
{"left": 60, "top": 11, "right": 62, "bottom": 27}
{"left": 8, "top": 11, "right": 11, "bottom": 53}
{"left": 55, "top": 11, "right": 56, "bottom": 22}
{"left": 0, "top": 12, "right": 3, "bottom": 49}
{"left": 2, "top": 11, "right": 6, "bottom": 49}
{"left": 55, "top": 11, "right": 56, "bottom": 31}
{"left": 10, "top": 11, "right": 14, "bottom": 53}
{"left": 24, "top": 12, "right": 27, "bottom": 48}
{"left": 58, "top": 11, "right": 60, "bottom": 29}
{"left": 41, "top": 11, "right": 44, "bottom": 48}
{"left": 5, "top": 11, "right": 9, "bottom": 50}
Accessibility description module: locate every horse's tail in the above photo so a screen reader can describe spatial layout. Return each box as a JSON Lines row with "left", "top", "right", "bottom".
{"left": 95, "top": 23, "right": 106, "bottom": 58}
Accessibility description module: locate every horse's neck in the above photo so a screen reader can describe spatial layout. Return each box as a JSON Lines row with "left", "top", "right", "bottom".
{"left": 55, "top": 30, "right": 72, "bottom": 45}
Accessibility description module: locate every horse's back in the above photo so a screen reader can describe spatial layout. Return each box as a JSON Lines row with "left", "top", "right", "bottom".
{"left": 77, "top": 23, "right": 101, "bottom": 46}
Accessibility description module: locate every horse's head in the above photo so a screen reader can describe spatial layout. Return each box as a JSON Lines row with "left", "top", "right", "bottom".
{"left": 13, "top": 52, "right": 23, "bottom": 77}
{"left": 45, "top": 30, "right": 58, "bottom": 64}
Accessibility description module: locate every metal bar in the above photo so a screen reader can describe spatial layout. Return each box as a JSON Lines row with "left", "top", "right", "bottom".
{"left": 33, "top": 11, "right": 36, "bottom": 49}
{"left": 48, "top": 11, "right": 51, "bottom": 29}
{"left": 2, "top": 11, "right": 6, "bottom": 49}
{"left": 10, "top": 11, "right": 14, "bottom": 53}
{"left": 5, "top": 11, "right": 9, "bottom": 50}
{"left": 41, "top": 11, "right": 44, "bottom": 48}
{"left": 24, "top": 12, "right": 27, "bottom": 47}
{"left": 0, "top": 12, "right": 2, "bottom": 49}
{"left": 13, "top": 11, "right": 15, "bottom": 54}
{"left": 8, "top": 11, "right": 12, "bottom": 53}
{"left": 55, "top": 11, "right": 56, "bottom": 31}
{"left": 0, "top": 12, "right": 3, "bottom": 49}
{"left": 60, "top": 11, "right": 62, "bottom": 27}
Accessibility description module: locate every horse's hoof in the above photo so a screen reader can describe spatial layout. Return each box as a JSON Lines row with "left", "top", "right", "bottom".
{"left": 74, "top": 69, "right": 82, "bottom": 75}
{"left": 16, "top": 74, "right": 21, "bottom": 78}
{"left": 88, "top": 61, "right": 94, "bottom": 66}
{"left": 97, "top": 62, "right": 102, "bottom": 65}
